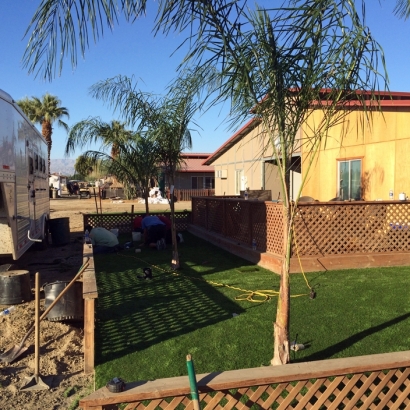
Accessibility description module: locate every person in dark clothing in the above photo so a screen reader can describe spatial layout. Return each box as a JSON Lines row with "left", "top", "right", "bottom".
{"left": 141, "top": 215, "right": 166, "bottom": 250}
{"left": 157, "top": 215, "right": 183, "bottom": 244}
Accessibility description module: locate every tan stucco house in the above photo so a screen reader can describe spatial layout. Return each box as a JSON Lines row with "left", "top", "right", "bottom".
{"left": 204, "top": 91, "right": 410, "bottom": 202}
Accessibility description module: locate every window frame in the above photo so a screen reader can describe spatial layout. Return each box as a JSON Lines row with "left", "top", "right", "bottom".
{"left": 337, "top": 158, "right": 363, "bottom": 200}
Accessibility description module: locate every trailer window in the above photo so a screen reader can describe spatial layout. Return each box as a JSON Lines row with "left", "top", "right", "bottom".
{"left": 29, "top": 156, "right": 33, "bottom": 174}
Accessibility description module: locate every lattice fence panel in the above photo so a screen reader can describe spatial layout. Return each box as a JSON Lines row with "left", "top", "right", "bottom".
{"left": 115, "top": 367, "right": 410, "bottom": 410}
{"left": 192, "top": 197, "right": 208, "bottom": 229}
{"left": 266, "top": 203, "right": 284, "bottom": 255}
{"left": 207, "top": 199, "right": 226, "bottom": 235}
{"left": 83, "top": 211, "right": 191, "bottom": 233}
{"left": 224, "top": 200, "right": 251, "bottom": 244}
{"left": 292, "top": 203, "right": 410, "bottom": 257}
{"left": 252, "top": 202, "right": 268, "bottom": 251}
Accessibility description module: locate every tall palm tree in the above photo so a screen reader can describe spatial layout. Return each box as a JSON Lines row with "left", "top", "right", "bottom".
{"left": 66, "top": 118, "right": 159, "bottom": 212}
{"left": 17, "top": 93, "right": 69, "bottom": 174}
{"left": 90, "top": 74, "right": 199, "bottom": 269}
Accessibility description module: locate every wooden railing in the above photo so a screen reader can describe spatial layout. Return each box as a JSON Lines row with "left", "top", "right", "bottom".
{"left": 192, "top": 198, "right": 410, "bottom": 255}
{"left": 80, "top": 350, "right": 410, "bottom": 409}
{"left": 191, "top": 198, "right": 410, "bottom": 273}
{"left": 173, "top": 189, "right": 215, "bottom": 202}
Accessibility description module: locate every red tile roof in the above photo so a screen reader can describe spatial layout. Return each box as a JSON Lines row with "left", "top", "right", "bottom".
{"left": 178, "top": 157, "right": 214, "bottom": 173}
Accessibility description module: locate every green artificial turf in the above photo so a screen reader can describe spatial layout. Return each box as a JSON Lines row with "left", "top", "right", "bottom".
{"left": 93, "top": 232, "right": 410, "bottom": 388}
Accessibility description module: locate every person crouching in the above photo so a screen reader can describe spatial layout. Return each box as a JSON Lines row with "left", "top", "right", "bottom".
{"left": 84, "top": 225, "right": 121, "bottom": 254}
{"left": 141, "top": 215, "right": 166, "bottom": 250}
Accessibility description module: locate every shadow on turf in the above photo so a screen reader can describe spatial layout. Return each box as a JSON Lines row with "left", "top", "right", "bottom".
{"left": 293, "top": 312, "right": 410, "bottom": 363}
{"left": 93, "top": 233, "right": 254, "bottom": 364}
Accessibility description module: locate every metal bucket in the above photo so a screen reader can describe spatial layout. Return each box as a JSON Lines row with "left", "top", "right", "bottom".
{"left": 44, "top": 281, "right": 83, "bottom": 322}
{"left": 0, "top": 270, "right": 32, "bottom": 305}
{"left": 49, "top": 217, "right": 70, "bottom": 246}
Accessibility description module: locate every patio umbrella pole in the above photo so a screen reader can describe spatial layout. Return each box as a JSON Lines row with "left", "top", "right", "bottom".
{"left": 186, "top": 354, "right": 200, "bottom": 410}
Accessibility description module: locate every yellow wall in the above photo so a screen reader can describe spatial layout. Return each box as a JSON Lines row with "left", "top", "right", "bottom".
{"left": 301, "top": 107, "right": 410, "bottom": 201}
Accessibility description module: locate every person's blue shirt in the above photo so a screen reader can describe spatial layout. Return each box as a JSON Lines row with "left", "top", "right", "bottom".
{"left": 141, "top": 216, "right": 165, "bottom": 230}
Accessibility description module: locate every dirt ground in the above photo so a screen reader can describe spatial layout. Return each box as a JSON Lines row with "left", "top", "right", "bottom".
{"left": 0, "top": 197, "right": 191, "bottom": 410}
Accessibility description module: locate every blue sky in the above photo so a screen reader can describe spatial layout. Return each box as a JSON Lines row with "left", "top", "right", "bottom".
{"left": 1, "top": 1, "right": 410, "bottom": 160}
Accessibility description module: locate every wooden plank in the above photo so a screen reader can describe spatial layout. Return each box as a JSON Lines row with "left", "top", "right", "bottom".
{"left": 79, "top": 351, "right": 410, "bottom": 408}
{"left": 83, "top": 298, "right": 95, "bottom": 375}
{"left": 82, "top": 246, "right": 97, "bottom": 299}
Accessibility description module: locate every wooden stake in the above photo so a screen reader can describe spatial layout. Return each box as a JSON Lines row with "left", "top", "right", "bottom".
{"left": 186, "top": 354, "right": 200, "bottom": 410}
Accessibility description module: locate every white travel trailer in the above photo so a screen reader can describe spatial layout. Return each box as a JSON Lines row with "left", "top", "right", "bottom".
{"left": 0, "top": 89, "right": 49, "bottom": 260}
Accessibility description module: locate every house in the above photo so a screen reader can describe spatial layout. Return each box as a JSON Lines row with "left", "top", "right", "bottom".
{"left": 203, "top": 119, "right": 302, "bottom": 200}
{"left": 172, "top": 153, "right": 215, "bottom": 190}
{"left": 204, "top": 91, "right": 410, "bottom": 202}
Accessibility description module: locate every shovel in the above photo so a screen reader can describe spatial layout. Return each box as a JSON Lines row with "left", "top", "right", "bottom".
{"left": 20, "top": 272, "right": 51, "bottom": 391}
{"left": 0, "top": 259, "right": 89, "bottom": 364}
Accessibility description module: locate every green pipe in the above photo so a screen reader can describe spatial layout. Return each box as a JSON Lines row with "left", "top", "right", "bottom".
{"left": 186, "top": 354, "right": 200, "bottom": 410}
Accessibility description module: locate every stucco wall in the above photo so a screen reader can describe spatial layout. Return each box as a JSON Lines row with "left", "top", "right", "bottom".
{"left": 302, "top": 107, "right": 410, "bottom": 201}
{"left": 212, "top": 123, "right": 276, "bottom": 195}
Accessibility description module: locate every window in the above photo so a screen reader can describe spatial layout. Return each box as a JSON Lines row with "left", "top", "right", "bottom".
{"left": 338, "top": 159, "right": 362, "bottom": 200}
{"left": 192, "top": 176, "right": 215, "bottom": 189}
{"left": 205, "top": 177, "right": 215, "bottom": 189}
{"left": 192, "top": 176, "right": 203, "bottom": 189}
{"left": 235, "top": 169, "right": 243, "bottom": 195}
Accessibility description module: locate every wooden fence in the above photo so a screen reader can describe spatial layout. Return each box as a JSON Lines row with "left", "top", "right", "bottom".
{"left": 80, "top": 350, "right": 410, "bottom": 409}
{"left": 173, "top": 189, "right": 215, "bottom": 202}
{"left": 191, "top": 198, "right": 410, "bottom": 273}
{"left": 83, "top": 211, "right": 191, "bottom": 233}
{"left": 192, "top": 197, "right": 410, "bottom": 255}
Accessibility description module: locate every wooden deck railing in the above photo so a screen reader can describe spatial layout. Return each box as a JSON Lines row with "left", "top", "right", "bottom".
{"left": 191, "top": 198, "right": 410, "bottom": 273}
{"left": 80, "top": 350, "right": 410, "bottom": 409}
{"left": 173, "top": 189, "right": 215, "bottom": 202}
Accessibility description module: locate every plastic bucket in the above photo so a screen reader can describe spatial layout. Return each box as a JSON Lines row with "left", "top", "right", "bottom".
{"left": 0, "top": 270, "right": 32, "bottom": 305}
{"left": 49, "top": 217, "right": 70, "bottom": 246}
{"left": 132, "top": 232, "right": 141, "bottom": 242}
{"left": 44, "top": 281, "right": 84, "bottom": 322}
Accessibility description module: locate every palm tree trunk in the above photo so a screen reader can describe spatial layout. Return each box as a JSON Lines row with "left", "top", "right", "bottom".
{"left": 170, "top": 191, "right": 180, "bottom": 270}
{"left": 42, "top": 120, "right": 53, "bottom": 175}
{"left": 271, "top": 204, "right": 291, "bottom": 366}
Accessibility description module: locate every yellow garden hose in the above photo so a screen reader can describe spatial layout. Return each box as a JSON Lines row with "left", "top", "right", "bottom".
{"left": 117, "top": 250, "right": 312, "bottom": 303}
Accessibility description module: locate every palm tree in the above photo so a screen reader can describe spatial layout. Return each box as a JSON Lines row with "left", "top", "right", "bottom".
{"left": 157, "top": 0, "right": 387, "bottom": 365}
{"left": 17, "top": 93, "right": 69, "bottom": 174}
{"left": 66, "top": 118, "right": 159, "bottom": 213}
{"left": 21, "top": 0, "right": 407, "bottom": 82}
{"left": 90, "top": 74, "right": 198, "bottom": 269}
{"left": 395, "top": 0, "right": 410, "bottom": 19}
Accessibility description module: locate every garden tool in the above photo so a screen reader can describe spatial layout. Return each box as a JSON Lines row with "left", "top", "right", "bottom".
{"left": 20, "top": 272, "right": 51, "bottom": 391}
{"left": 0, "top": 259, "right": 89, "bottom": 364}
